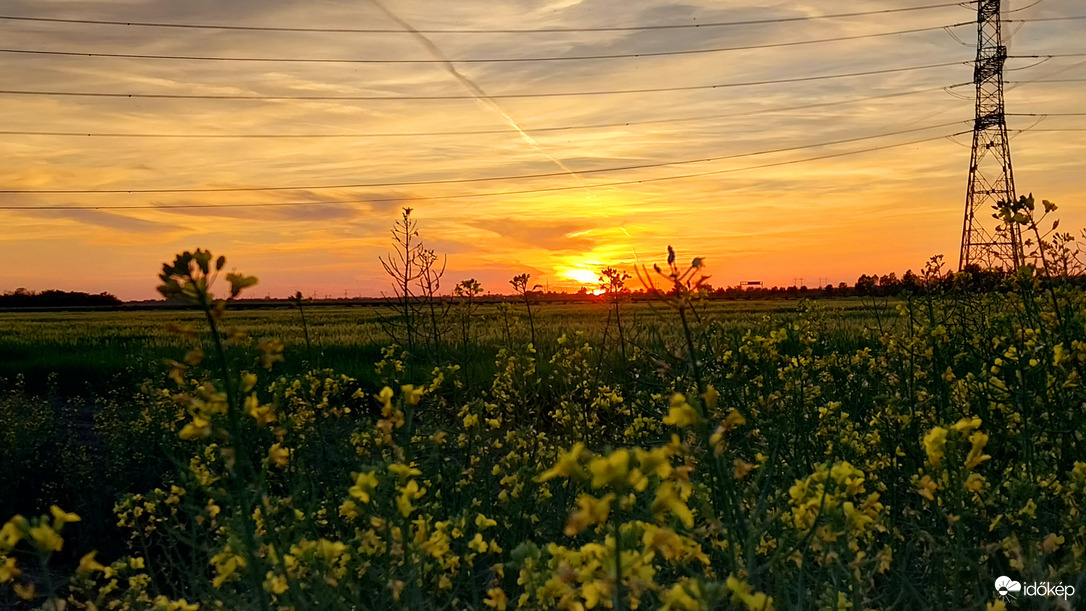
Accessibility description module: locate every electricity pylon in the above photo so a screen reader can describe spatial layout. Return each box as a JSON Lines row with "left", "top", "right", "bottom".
{"left": 959, "top": 0, "right": 1022, "bottom": 270}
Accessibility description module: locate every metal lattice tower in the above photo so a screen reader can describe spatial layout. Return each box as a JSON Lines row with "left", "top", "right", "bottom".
{"left": 960, "top": 0, "right": 1023, "bottom": 270}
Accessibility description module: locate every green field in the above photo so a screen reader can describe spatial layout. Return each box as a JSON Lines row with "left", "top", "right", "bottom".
{"left": 1, "top": 270, "right": 1084, "bottom": 610}
{"left": 0, "top": 298, "right": 896, "bottom": 395}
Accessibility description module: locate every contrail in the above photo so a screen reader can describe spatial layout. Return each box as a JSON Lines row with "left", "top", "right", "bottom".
{"left": 367, "top": 0, "right": 589, "bottom": 189}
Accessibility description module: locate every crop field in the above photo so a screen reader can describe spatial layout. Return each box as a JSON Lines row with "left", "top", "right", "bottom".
{"left": 0, "top": 298, "right": 893, "bottom": 395}
{"left": 1, "top": 255, "right": 1084, "bottom": 610}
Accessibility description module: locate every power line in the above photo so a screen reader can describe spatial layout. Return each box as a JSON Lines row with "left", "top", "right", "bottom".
{"left": 0, "top": 3, "right": 971, "bottom": 35}
{"left": 0, "top": 60, "right": 967, "bottom": 101}
{"left": 1008, "top": 78, "right": 1086, "bottom": 83}
{"left": 1008, "top": 112, "right": 1086, "bottom": 116}
{"left": 0, "top": 23, "right": 970, "bottom": 64}
{"left": 1007, "top": 15, "right": 1086, "bottom": 24}
{"left": 1009, "top": 52, "right": 1086, "bottom": 59}
{"left": 0, "top": 120, "right": 969, "bottom": 195}
{"left": 0, "top": 132, "right": 969, "bottom": 211}
{"left": 0, "top": 84, "right": 962, "bottom": 139}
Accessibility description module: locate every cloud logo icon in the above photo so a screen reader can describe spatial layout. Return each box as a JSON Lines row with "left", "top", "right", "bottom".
{"left": 995, "top": 576, "right": 1022, "bottom": 598}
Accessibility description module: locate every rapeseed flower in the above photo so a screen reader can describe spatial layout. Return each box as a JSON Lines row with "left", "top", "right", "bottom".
{"left": 28, "top": 523, "right": 63, "bottom": 553}
{"left": 538, "top": 443, "right": 587, "bottom": 482}
{"left": 915, "top": 475, "right": 937, "bottom": 501}
{"left": 564, "top": 493, "right": 614, "bottom": 536}
{"left": 652, "top": 481, "right": 694, "bottom": 528}
{"left": 663, "top": 394, "right": 700, "bottom": 427}
{"left": 964, "top": 432, "right": 991, "bottom": 469}
{"left": 923, "top": 427, "right": 948, "bottom": 466}
{"left": 588, "top": 449, "right": 630, "bottom": 489}
{"left": 349, "top": 471, "right": 379, "bottom": 503}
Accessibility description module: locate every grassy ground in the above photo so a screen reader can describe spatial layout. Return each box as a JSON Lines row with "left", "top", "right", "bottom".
{"left": 0, "top": 297, "right": 897, "bottom": 396}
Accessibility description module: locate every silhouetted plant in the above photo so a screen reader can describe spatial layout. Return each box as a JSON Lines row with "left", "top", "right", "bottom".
{"left": 289, "top": 291, "right": 314, "bottom": 367}
{"left": 509, "top": 273, "right": 541, "bottom": 347}
{"left": 379, "top": 208, "right": 423, "bottom": 351}
{"left": 415, "top": 247, "right": 449, "bottom": 351}
{"left": 636, "top": 246, "right": 710, "bottom": 392}
{"left": 599, "top": 267, "right": 631, "bottom": 361}
{"left": 453, "top": 278, "right": 484, "bottom": 351}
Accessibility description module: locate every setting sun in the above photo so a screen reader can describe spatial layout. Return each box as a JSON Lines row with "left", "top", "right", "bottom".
{"left": 561, "top": 269, "right": 602, "bottom": 286}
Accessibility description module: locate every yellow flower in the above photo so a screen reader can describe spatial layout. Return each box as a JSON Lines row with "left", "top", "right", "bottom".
{"left": 1041, "top": 533, "right": 1065, "bottom": 553}
{"left": 210, "top": 550, "right": 246, "bottom": 588}
{"left": 876, "top": 546, "right": 893, "bottom": 574}
{"left": 0, "top": 556, "right": 20, "bottom": 583}
{"left": 349, "top": 471, "right": 379, "bottom": 503}
{"left": 484, "top": 587, "right": 508, "bottom": 610}
{"left": 538, "top": 443, "right": 587, "bottom": 482}
{"left": 642, "top": 525, "right": 684, "bottom": 560}
{"left": 1019, "top": 499, "right": 1037, "bottom": 518}
{"left": 660, "top": 580, "right": 701, "bottom": 611}
{"left": 923, "top": 427, "right": 948, "bottom": 466}
{"left": 13, "top": 581, "right": 35, "bottom": 600}
{"left": 726, "top": 575, "right": 775, "bottom": 611}
{"left": 28, "top": 523, "right": 63, "bottom": 553}
{"left": 951, "top": 416, "right": 982, "bottom": 433}
{"left": 701, "top": 385, "right": 720, "bottom": 409}
{"left": 400, "top": 384, "right": 425, "bottom": 406}
{"left": 964, "top": 473, "right": 985, "bottom": 494}
{"left": 583, "top": 580, "right": 611, "bottom": 608}
{"left": 564, "top": 493, "right": 615, "bottom": 536}
{"left": 653, "top": 481, "right": 694, "bottom": 528}
{"left": 50, "top": 506, "right": 81, "bottom": 529}
{"left": 664, "top": 394, "right": 700, "bottom": 427}
{"left": 78, "top": 551, "right": 106, "bottom": 573}
{"left": 264, "top": 572, "right": 289, "bottom": 595}
{"left": 267, "top": 443, "right": 290, "bottom": 468}
{"left": 468, "top": 533, "right": 489, "bottom": 553}
{"left": 843, "top": 502, "right": 873, "bottom": 532}
{"left": 179, "top": 417, "right": 211, "bottom": 440}
{"left": 475, "top": 514, "right": 497, "bottom": 530}
{"left": 339, "top": 500, "right": 361, "bottom": 521}
{"left": 915, "top": 475, "right": 937, "bottom": 501}
{"left": 733, "top": 460, "right": 755, "bottom": 479}
{"left": 247, "top": 395, "right": 277, "bottom": 427}
{"left": 1, "top": 516, "right": 26, "bottom": 551}
{"left": 627, "top": 468, "right": 649, "bottom": 492}
{"left": 964, "top": 432, "right": 991, "bottom": 469}
{"left": 151, "top": 596, "right": 199, "bottom": 611}
{"left": 377, "top": 386, "right": 394, "bottom": 405}
{"left": 397, "top": 480, "right": 425, "bottom": 517}
{"left": 634, "top": 447, "right": 673, "bottom": 479}
{"left": 389, "top": 463, "right": 422, "bottom": 481}
{"left": 588, "top": 449, "right": 630, "bottom": 489}
{"left": 721, "top": 409, "right": 746, "bottom": 433}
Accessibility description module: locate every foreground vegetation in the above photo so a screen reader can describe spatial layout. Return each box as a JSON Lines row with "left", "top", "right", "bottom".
{"left": 1, "top": 245, "right": 1083, "bottom": 610}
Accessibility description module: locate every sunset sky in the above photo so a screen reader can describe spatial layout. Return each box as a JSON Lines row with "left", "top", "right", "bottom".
{"left": 1, "top": 0, "right": 1084, "bottom": 299}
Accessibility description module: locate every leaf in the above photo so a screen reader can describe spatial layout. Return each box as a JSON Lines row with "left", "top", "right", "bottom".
{"left": 193, "top": 250, "right": 212, "bottom": 274}
{"left": 226, "top": 273, "right": 259, "bottom": 297}
{"left": 667, "top": 246, "right": 676, "bottom": 265}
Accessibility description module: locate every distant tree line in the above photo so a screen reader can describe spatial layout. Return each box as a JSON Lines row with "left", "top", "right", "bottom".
{"left": 0, "top": 288, "right": 122, "bottom": 308}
